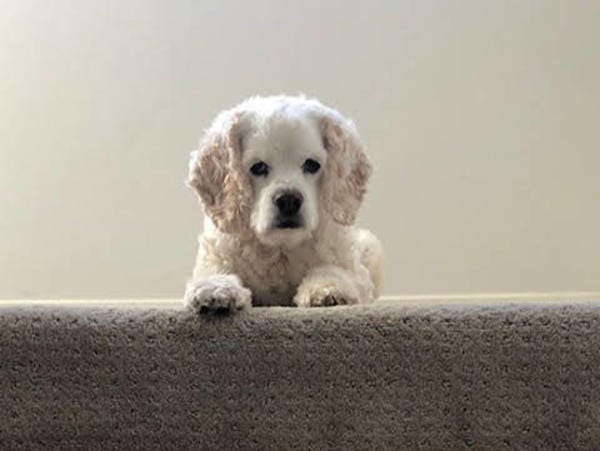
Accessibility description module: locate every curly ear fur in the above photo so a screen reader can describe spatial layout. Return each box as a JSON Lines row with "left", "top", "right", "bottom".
{"left": 187, "top": 111, "right": 253, "bottom": 233}
{"left": 321, "top": 115, "right": 372, "bottom": 225}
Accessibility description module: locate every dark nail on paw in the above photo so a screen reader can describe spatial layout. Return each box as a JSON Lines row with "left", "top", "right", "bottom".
{"left": 324, "top": 296, "right": 339, "bottom": 306}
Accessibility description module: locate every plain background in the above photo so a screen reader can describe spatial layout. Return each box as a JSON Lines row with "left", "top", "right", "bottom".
{"left": 1, "top": 0, "right": 598, "bottom": 299}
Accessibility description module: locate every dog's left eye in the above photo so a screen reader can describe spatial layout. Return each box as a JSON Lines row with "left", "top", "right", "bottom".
{"left": 302, "top": 159, "right": 321, "bottom": 174}
{"left": 250, "top": 161, "right": 269, "bottom": 177}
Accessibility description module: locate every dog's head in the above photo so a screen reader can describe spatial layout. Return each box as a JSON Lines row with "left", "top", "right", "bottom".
{"left": 187, "top": 95, "right": 372, "bottom": 247}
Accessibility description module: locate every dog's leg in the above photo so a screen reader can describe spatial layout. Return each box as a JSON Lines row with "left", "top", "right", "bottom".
{"left": 293, "top": 265, "right": 372, "bottom": 307}
{"left": 184, "top": 274, "right": 252, "bottom": 314}
{"left": 354, "top": 228, "right": 384, "bottom": 299}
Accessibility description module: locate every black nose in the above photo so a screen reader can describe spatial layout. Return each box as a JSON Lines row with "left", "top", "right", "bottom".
{"left": 274, "top": 190, "right": 303, "bottom": 216}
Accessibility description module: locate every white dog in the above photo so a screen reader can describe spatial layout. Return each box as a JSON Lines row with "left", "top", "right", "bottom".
{"left": 184, "top": 95, "right": 383, "bottom": 313}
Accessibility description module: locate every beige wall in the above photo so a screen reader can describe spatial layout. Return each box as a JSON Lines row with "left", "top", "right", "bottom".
{"left": 1, "top": 0, "right": 599, "bottom": 299}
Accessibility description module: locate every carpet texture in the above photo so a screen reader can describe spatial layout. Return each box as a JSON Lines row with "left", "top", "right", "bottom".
{"left": 1, "top": 300, "right": 600, "bottom": 450}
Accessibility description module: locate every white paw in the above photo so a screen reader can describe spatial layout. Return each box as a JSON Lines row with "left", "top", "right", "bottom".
{"left": 293, "top": 284, "right": 358, "bottom": 308}
{"left": 184, "top": 275, "right": 252, "bottom": 314}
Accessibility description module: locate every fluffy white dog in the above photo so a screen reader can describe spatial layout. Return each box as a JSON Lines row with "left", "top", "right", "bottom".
{"left": 184, "top": 95, "right": 383, "bottom": 313}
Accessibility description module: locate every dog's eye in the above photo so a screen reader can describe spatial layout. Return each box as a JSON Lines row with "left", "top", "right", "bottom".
{"left": 250, "top": 161, "right": 269, "bottom": 177}
{"left": 302, "top": 159, "right": 321, "bottom": 174}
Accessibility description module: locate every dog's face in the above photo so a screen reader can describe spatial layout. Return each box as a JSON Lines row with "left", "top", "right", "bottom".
{"left": 188, "top": 95, "right": 372, "bottom": 248}
{"left": 242, "top": 116, "right": 325, "bottom": 246}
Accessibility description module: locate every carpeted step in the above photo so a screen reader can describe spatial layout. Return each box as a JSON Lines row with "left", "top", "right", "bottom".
{"left": 1, "top": 300, "right": 599, "bottom": 450}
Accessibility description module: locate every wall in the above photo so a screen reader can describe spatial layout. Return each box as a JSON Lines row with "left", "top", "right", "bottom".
{"left": 1, "top": 0, "right": 598, "bottom": 299}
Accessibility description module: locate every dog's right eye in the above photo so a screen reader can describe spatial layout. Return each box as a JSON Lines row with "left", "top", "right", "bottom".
{"left": 250, "top": 161, "right": 269, "bottom": 177}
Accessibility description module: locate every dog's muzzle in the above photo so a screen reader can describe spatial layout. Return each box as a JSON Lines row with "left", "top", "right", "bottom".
{"left": 273, "top": 190, "right": 303, "bottom": 229}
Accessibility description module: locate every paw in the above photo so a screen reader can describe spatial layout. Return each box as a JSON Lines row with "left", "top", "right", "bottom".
{"left": 293, "top": 285, "right": 358, "bottom": 308}
{"left": 184, "top": 275, "right": 252, "bottom": 314}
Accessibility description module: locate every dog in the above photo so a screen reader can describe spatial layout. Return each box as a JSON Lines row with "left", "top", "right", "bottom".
{"left": 184, "top": 95, "right": 383, "bottom": 313}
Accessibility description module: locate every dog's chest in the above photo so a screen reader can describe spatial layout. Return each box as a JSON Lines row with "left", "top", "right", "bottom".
{"left": 235, "top": 245, "right": 318, "bottom": 306}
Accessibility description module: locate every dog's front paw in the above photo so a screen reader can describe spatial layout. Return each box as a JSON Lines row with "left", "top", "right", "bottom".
{"left": 293, "top": 284, "right": 358, "bottom": 308}
{"left": 184, "top": 275, "right": 252, "bottom": 314}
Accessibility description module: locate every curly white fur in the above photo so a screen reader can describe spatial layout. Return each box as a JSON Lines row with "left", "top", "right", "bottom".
{"left": 184, "top": 95, "right": 383, "bottom": 313}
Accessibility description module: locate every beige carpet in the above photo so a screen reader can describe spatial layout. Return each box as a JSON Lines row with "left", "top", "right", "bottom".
{"left": 1, "top": 300, "right": 600, "bottom": 450}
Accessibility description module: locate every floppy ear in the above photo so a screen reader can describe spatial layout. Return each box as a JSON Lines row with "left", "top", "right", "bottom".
{"left": 187, "top": 111, "right": 253, "bottom": 233}
{"left": 320, "top": 114, "right": 373, "bottom": 225}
